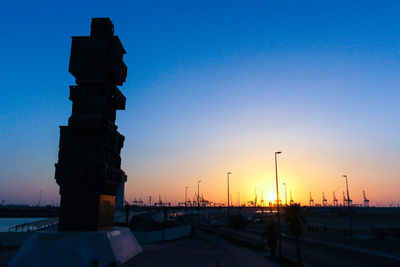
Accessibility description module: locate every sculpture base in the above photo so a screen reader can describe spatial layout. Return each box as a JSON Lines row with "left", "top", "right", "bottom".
{"left": 8, "top": 227, "right": 142, "bottom": 267}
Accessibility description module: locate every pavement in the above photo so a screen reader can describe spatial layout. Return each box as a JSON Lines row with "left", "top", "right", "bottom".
{"left": 0, "top": 249, "right": 17, "bottom": 267}
{"left": 228, "top": 225, "right": 400, "bottom": 267}
{"left": 0, "top": 230, "right": 277, "bottom": 267}
{"left": 125, "top": 230, "right": 278, "bottom": 267}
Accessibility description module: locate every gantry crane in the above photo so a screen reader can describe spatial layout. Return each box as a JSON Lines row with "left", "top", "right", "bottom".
{"left": 333, "top": 191, "right": 338, "bottom": 207}
{"left": 363, "top": 190, "right": 370, "bottom": 207}
{"left": 343, "top": 191, "right": 352, "bottom": 206}
{"left": 322, "top": 191, "right": 327, "bottom": 206}
{"left": 309, "top": 192, "right": 314, "bottom": 206}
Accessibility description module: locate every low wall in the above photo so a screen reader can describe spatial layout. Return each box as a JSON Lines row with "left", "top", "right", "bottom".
{"left": 133, "top": 225, "right": 191, "bottom": 244}
{"left": 0, "top": 232, "right": 33, "bottom": 247}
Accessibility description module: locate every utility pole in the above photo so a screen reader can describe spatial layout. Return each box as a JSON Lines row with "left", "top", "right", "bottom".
{"left": 274, "top": 151, "right": 282, "bottom": 257}
{"left": 237, "top": 192, "right": 240, "bottom": 207}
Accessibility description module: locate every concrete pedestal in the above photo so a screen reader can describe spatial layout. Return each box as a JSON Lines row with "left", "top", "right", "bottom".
{"left": 8, "top": 227, "right": 142, "bottom": 267}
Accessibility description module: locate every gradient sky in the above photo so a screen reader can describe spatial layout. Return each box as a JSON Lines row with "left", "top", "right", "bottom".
{"left": 1, "top": 1, "right": 400, "bottom": 206}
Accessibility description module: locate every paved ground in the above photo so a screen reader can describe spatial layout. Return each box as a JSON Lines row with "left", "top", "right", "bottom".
{"left": 1, "top": 231, "right": 276, "bottom": 267}
{"left": 125, "top": 231, "right": 277, "bottom": 267}
{"left": 0, "top": 249, "right": 17, "bottom": 266}
{"left": 229, "top": 226, "right": 400, "bottom": 267}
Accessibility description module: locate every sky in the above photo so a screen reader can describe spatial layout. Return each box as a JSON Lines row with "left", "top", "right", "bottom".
{"left": 0, "top": 1, "right": 400, "bottom": 207}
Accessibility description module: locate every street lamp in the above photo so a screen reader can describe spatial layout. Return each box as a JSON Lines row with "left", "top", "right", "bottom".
{"left": 227, "top": 172, "right": 231, "bottom": 213}
{"left": 227, "top": 172, "right": 232, "bottom": 235}
{"left": 283, "top": 182, "right": 287, "bottom": 206}
{"left": 343, "top": 175, "right": 353, "bottom": 235}
{"left": 275, "top": 151, "right": 282, "bottom": 257}
{"left": 343, "top": 175, "right": 350, "bottom": 206}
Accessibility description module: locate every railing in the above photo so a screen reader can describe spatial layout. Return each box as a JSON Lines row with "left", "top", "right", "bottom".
{"left": 8, "top": 218, "right": 58, "bottom": 232}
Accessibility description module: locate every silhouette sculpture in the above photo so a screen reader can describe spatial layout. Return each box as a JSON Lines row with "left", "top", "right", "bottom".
{"left": 9, "top": 18, "right": 141, "bottom": 267}
{"left": 55, "top": 17, "right": 127, "bottom": 231}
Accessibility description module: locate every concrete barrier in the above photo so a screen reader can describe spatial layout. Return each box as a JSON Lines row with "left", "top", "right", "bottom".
{"left": 133, "top": 225, "right": 191, "bottom": 243}
{"left": 165, "top": 225, "right": 191, "bottom": 240}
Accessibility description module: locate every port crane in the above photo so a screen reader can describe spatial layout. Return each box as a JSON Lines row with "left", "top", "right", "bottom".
{"left": 333, "top": 191, "right": 338, "bottom": 206}
{"left": 363, "top": 190, "right": 370, "bottom": 207}
{"left": 309, "top": 192, "right": 314, "bottom": 206}
{"left": 322, "top": 191, "right": 327, "bottom": 206}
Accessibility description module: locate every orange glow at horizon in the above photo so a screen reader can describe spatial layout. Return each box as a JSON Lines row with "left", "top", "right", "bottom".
{"left": 124, "top": 142, "right": 400, "bottom": 207}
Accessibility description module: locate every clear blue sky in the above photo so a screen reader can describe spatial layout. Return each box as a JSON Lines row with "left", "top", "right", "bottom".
{"left": 1, "top": 1, "right": 399, "bottom": 206}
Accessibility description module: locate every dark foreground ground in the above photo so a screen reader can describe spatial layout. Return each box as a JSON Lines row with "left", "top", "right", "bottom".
{"left": 0, "top": 230, "right": 277, "bottom": 267}
{"left": 125, "top": 230, "right": 277, "bottom": 267}
{"left": 0, "top": 249, "right": 16, "bottom": 267}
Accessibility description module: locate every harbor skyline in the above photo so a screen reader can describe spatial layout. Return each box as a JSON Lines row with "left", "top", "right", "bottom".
{"left": 1, "top": 1, "right": 400, "bottom": 206}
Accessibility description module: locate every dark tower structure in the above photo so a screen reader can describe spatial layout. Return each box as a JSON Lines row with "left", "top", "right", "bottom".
{"left": 55, "top": 18, "right": 127, "bottom": 231}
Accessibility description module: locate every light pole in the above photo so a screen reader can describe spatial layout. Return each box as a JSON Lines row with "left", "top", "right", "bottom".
{"left": 275, "top": 151, "right": 282, "bottom": 257}
{"left": 343, "top": 175, "right": 353, "bottom": 235}
{"left": 283, "top": 183, "right": 287, "bottom": 206}
{"left": 227, "top": 172, "right": 231, "bottom": 234}
{"left": 343, "top": 175, "right": 350, "bottom": 206}
{"left": 227, "top": 172, "right": 231, "bottom": 214}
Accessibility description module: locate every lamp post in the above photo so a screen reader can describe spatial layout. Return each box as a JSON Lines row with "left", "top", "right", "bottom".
{"left": 227, "top": 172, "right": 231, "bottom": 234}
{"left": 283, "top": 182, "right": 287, "bottom": 206}
{"left": 275, "top": 151, "right": 282, "bottom": 257}
{"left": 343, "top": 175, "right": 350, "bottom": 206}
{"left": 343, "top": 175, "right": 353, "bottom": 235}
